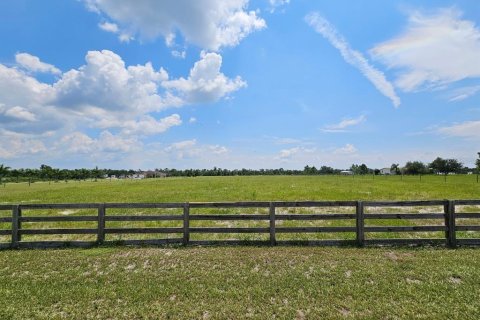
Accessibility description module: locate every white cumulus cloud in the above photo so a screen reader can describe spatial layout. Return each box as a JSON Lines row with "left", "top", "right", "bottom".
{"left": 84, "top": 0, "right": 266, "bottom": 51}
{"left": 15, "top": 53, "right": 61, "bottom": 75}
{"left": 163, "top": 51, "right": 246, "bottom": 103}
{"left": 2, "top": 106, "right": 37, "bottom": 122}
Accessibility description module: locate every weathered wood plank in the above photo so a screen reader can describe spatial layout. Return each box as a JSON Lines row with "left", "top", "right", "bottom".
{"left": 189, "top": 227, "right": 269, "bottom": 233}
{"left": 0, "top": 243, "right": 12, "bottom": 249}
{"left": 20, "top": 203, "right": 99, "bottom": 209}
{"left": 364, "top": 200, "right": 444, "bottom": 207}
{"left": 0, "top": 230, "right": 12, "bottom": 235}
{"left": 189, "top": 240, "right": 270, "bottom": 246}
{"left": 269, "top": 202, "right": 276, "bottom": 245}
{"left": 105, "top": 227, "right": 183, "bottom": 234}
{"left": 17, "top": 241, "right": 97, "bottom": 249}
{"left": 455, "top": 200, "right": 480, "bottom": 205}
{"left": 12, "top": 205, "right": 21, "bottom": 246}
{"left": 276, "top": 227, "right": 356, "bottom": 233}
{"left": 275, "top": 214, "right": 355, "bottom": 220}
{"left": 456, "top": 213, "right": 480, "bottom": 219}
{"left": 20, "top": 228, "right": 98, "bottom": 235}
{"left": 189, "top": 202, "right": 270, "bottom": 208}
{"left": 276, "top": 240, "right": 356, "bottom": 246}
{"left": 105, "top": 215, "right": 183, "bottom": 221}
{"left": 20, "top": 216, "right": 98, "bottom": 222}
{"left": 0, "top": 217, "right": 12, "bottom": 223}
{"left": 364, "top": 226, "right": 446, "bottom": 232}
{"left": 445, "top": 200, "right": 457, "bottom": 248}
{"left": 189, "top": 214, "right": 269, "bottom": 220}
{"left": 365, "top": 238, "right": 445, "bottom": 246}
{"left": 456, "top": 239, "right": 480, "bottom": 246}
{"left": 272, "top": 201, "right": 357, "bottom": 207}
{"left": 105, "top": 238, "right": 183, "bottom": 246}
{"left": 105, "top": 203, "right": 184, "bottom": 209}
{"left": 356, "top": 201, "right": 364, "bottom": 247}
{"left": 97, "top": 203, "right": 105, "bottom": 244}
{"left": 364, "top": 213, "right": 445, "bottom": 219}
{"left": 0, "top": 205, "right": 14, "bottom": 210}
{"left": 183, "top": 203, "right": 190, "bottom": 245}
{"left": 456, "top": 226, "right": 480, "bottom": 231}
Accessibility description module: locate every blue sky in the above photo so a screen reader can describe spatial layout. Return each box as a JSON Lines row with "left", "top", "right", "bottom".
{"left": 0, "top": 0, "right": 479, "bottom": 170}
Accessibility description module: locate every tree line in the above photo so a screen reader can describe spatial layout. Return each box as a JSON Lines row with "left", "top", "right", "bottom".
{"left": 0, "top": 155, "right": 479, "bottom": 183}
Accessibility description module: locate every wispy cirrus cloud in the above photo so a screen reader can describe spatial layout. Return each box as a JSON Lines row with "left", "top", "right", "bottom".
{"left": 437, "top": 120, "right": 480, "bottom": 140}
{"left": 305, "top": 12, "right": 400, "bottom": 108}
{"left": 322, "top": 115, "right": 366, "bottom": 133}
{"left": 447, "top": 85, "right": 480, "bottom": 102}
{"left": 370, "top": 8, "right": 480, "bottom": 92}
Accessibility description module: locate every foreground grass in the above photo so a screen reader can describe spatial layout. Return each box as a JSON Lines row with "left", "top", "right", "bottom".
{"left": 1, "top": 246, "right": 479, "bottom": 319}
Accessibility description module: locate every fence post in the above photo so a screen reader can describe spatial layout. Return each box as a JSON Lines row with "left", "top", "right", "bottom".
{"left": 97, "top": 203, "right": 106, "bottom": 244}
{"left": 269, "top": 202, "right": 276, "bottom": 246}
{"left": 12, "top": 205, "right": 21, "bottom": 248}
{"left": 444, "top": 200, "right": 456, "bottom": 248}
{"left": 356, "top": 201, "right": 365, "bottom": 247}
{"left": 183, "top": 202, "right": 190, "bottom": 246}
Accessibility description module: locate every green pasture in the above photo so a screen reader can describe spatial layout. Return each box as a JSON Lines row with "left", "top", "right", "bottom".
{"left": 1, "top": 174, "right": 479, "bottom": 203}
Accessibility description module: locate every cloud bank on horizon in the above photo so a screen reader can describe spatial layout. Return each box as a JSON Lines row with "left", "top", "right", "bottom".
{"left": 0, "top": 1, "right": 479, "bottom": 169}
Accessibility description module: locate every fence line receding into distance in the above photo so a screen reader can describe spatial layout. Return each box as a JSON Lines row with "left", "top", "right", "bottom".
{"left": 0, "top": 200, "right": 479, "bottom": 249}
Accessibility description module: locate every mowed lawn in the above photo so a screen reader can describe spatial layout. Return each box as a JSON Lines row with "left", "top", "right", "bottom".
{"left": 1, "top": 246, "right": 480, "bottom": 319}
{"left": 1, "top": 175, "right": 480, "bottom": 319}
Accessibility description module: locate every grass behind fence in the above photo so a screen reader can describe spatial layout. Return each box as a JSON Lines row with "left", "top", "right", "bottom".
{"left": 1, "top": 174, "right": 479, "bottom": 204}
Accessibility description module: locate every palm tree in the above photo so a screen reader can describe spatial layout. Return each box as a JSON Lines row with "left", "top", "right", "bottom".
{"left": 0, "top": 164, "right": 11, "bottom": 185}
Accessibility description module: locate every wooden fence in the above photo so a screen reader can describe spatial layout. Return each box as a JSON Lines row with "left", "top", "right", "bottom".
{"left": 0, "top": 200, "right": 479, "bottom": 249}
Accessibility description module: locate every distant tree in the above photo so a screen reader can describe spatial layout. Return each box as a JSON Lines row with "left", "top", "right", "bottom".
{"left": 0, "top": 164, "right": 10, "bottom": 185}
{"left": 476, "top": 152, "right": 480, "bottom": 173}
{"left": 92, "top": 166, "right": 103, "bottom": 182}
{"left": 40, "top": 164, "right": 54, "bottom": 182}
{"left": 359, "top": 164, "right": 369, "bottom": 175}
{"left": 10, "top": 169, "right": 21, "bottom": 182}
{"left": 429, "top": 157, "right": 463, "bottom": 175}
{"left": 445, "top": 159, "right": 463, "bottom": 174}
{"left": 319, "top": 166, "right": 335, "bottom": 174}
{"left": 430, "top": 157, "right": 447, "bottom": 174}
{"left": 404, "top": 161, "right": 427, "bottom": 175}
{"left": 390, "top": 163, "right": 400, "bottom": 175}
{"left": 303, "top": 165, "right": 318, "bottom": 175}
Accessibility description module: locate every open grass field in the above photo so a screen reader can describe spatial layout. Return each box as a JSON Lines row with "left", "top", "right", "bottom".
{"left": 1, "top": 175, "right": 480, "bottom": 319}
{"left": 2, "top": 174, "right": 480, "bottom": 203}
{"left": 1, "top": 246, "right": 480, "bottom": 319}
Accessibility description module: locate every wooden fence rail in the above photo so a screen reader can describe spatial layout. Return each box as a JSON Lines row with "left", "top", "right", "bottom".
{"left": 0, "top": 200, "right": 479, "bottom": 249}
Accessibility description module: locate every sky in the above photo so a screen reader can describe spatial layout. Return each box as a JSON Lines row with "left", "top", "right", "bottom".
{"left": 0, "top": 0, "right": 479, "bottom": 170}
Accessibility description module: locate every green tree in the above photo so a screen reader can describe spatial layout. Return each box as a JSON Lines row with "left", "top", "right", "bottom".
{"left": 0, "top": 164, "right": 10, "bottom": 185}
{"left": 404, "top": 161, "right": 427, "bottom": 175}
{"left": 476, "top": 152, "right": 480, "bottom": 173}
{"left": 390, "top": 163, "right": 400, "bottom": 175}
{"left": 429, "top": 157, "right": 447, "bottom": 174}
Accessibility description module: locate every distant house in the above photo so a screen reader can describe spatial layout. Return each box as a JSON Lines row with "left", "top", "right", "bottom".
{"left": 380, "top": 168, "right": 392, "bottom": 175}
{"left": 340, "top": 170, "right": 353, "bottom": 175}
